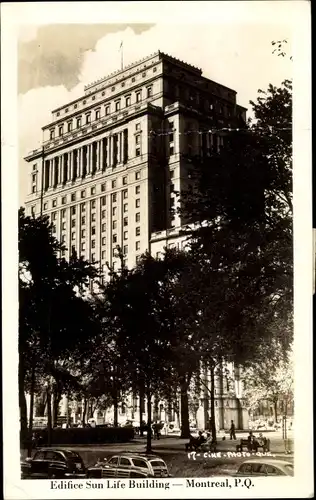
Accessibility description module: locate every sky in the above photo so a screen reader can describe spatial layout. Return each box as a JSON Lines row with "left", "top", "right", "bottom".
{"left": 17, "top": 4, "right": 296, "bottom": 205}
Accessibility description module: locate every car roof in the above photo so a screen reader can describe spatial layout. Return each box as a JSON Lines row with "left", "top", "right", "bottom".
{"left": 241, "top": 459, "right": 292, "bottom": 466}
{"left": 35, "top": 448, "right": 76, "bottom": 454}
{"left": 111, "top": 453, "right": 163, "bottom": 461}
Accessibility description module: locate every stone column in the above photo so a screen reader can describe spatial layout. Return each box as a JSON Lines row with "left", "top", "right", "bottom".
{"left": 100, "top": 139, "right": 104, "bottom": 170}
{"left": 49, "top": 159, "right": 54, "bottom": 187}
{"left": 107, "top": 136, "right": 111, "bottom": 167}
{"left": 68, "top": 151, "right": 73, "bottom": 181}
{"left": 79, "top": 148, "right": 84, "bottom": 177}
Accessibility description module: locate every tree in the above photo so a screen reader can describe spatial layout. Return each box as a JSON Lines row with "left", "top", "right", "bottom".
{"left": 242, "top": 346, "right": 294, "bottom": 422}
{"left": 19, "top": 208, "right": 100, "bottom": 448}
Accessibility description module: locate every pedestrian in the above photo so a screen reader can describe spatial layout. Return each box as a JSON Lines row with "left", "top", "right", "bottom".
{"left": 230, "top": 420, "right": 236, "bottom": 440}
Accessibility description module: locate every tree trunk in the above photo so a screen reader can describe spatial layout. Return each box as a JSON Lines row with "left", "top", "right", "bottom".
{"left": 139, "top": 390, "right": 144, "bottom": 437}
{"left": 52, "top": 389, "right": 61, "bottom": 427}
{"left": 180, "top": 379, "right": 190, "bottom": 438}
{"left": 113, "top": 392, "right": 118, "bottom": 427}
{"left": 18, "top": 360, "right": 28, "bottom": 442}
{"left": 210, "top": 365, "right": 217, "bottom": 442}
{"left": 274, "top": 400, "right": 278, "bottom": 423}
{"left": 46, "top": 384, "right": 52, "bottom": 447}
{"left": 153, "top": 394, "right": 159, "bottom": 422}
{"left": 27, "top": 364, "right": 36, "bottom": 456}
{"left": 82, "top": 398, "right": 88, "bottom": 425}
{"left": 146, "top": 390, "right": 152, "bottom": 453}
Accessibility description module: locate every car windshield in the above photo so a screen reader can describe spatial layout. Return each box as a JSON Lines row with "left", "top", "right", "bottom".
{"left": 150, "top": 460, "right": 166, "bottom": 468}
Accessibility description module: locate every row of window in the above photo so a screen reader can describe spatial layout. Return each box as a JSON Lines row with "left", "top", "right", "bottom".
{"left": 56, "top": 67, "right": 158, "bottom": 117}
{"left": 41, "top": 171, "right": 142, "bottom": 210}
{"left": 52, "top": 88, "right": 152, "bottom": 138}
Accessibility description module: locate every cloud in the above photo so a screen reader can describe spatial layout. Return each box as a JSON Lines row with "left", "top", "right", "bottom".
{"left": 19, "top": 22, "right": 292, "bottom": 204}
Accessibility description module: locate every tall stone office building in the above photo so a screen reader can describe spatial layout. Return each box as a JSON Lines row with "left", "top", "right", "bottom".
{"left": 24, "top": 51, "right": 248, "bottom": 430}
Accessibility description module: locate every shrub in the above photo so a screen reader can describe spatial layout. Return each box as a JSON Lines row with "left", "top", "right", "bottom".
{"left": 34, "top": 426, "right": 134, "bottom": 445}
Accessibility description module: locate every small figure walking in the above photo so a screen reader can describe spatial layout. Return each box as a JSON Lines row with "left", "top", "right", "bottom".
{"left": 230, "top": 420, "right": 236, "bottom": 440}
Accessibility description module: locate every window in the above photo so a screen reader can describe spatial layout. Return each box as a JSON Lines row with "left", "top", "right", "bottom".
{"left": 120, "top": 457, "right": 131, "bottom": 467}
{"left": 132, "top": 77, "right": 135, "bottom": 83}
{"left": 83, "top": 100, "right": 86, "bottom": 105}
{"left": 59, "top": 125, "right": 64, "bottom": 136}
{"left": 71, "top": 219, "right": 76, "bottom": 227}
{"left": 50, "top": 129, "right": 55, "bottom": 140}
{"left": 142, "top": 72, "right": 146, "bottom": 78}
{"left": 86, "top": 113, "right": 91, "bottom": 124}
{"left": 71, "top": 206, "right": 76, "bottom": 215}
{"left": 170, "top": 146, "right": 174, "bottom": 155}
{"left": 92, "top": 95, "right": 96, "bottom": 101}
{"left": 111, "top": 87, "right": 115, "bottom": 92}
{"left": 115, "top": 100, "right": 121, "bottom": 112}
{"left": 136, "top": 148, "right": 141, "bottom": 157}
{"left": 81, "top": 242, "right": 85, "bottom": 251}
{"left": 81, "top": 229, "right": 86, "bottom": 238}
{"left": 135, "top": 135, "right": 140, "bottom": 145}
{"left": 67, "top": 121, "right": 72, "bottom": 132}
{"left": 43, "top": 202, "right": 48, "bottom": 210}
{"left": 123, "top": 203, "right": 128, "bottom": 212}
{"left": 91, "top": 226, "right": 96, "bottom": 235}
{"left": 123, "top": 231, "right": 128, "bottom": 240}
{"left": 135, "top": 212, "right": 140, "bottom": 222}
{"left": 123, "top": 189, "right": 128, "bottom": 199}
{"left": 136, "top": 227, "right": 140, "bottom": 236}
{"left": 136, "top": 255, "right": 141, "bottom": 264}
{"left": 170, "top": 183, "right": 175, "bottom": 192}
{"left": 113, "top": 234, "right": 117, "bottom": 243}
{"left": 76, "top": 117, "right": 81, "bottom": 128}
{"left": 112, "top": 207, "right": 117, "bottom": 216}
{"left": 125, "top": 96, "right": 131, "bottom": 107}
{"left": 91, "top": 187, "right": 96, "bottom": 195}
{"left": 153, "top": 67, "right": 157, "bottom": 73}
{"left": 57, "top": 112, "right": 60, "bottom": 117}
{"left": 72, "top": 232, "right": 75, "bottom": 240}
{"left": 135, "top": 199, "right": 140, "bottom": 208}
{"left": 102, "top": 210, "right": 106, "bottom": 218}
{"left": 105, "top": 105, "right": 110, "bottom": 115}
{"left": 32, "top": 185, "right": 36, "bottom": 193}
{"left": 112, "top": 248, "right": 117, "bottom": 257}
{"left": 81, "top": 203, "right": 86, "bottom": 212}
{"left": 135, "top": 185, "right": 140, "bottom": 194}
{"left": 136, "top": 92, "right": 141, "bottom": 103}
{"left": 52, "top": 199, "right": 57, "bottom": 207}
{"left": 102, "top": 251, "right": 106, "bottom": 259}
{"left": 62, "top": 196, "right": 66, "bottom": 204}
{"left": 91, "top": 240, "right": 96, "bottom": 248}
{"left": 61, "top": 209, "right": 66, "bottom": 218}
{"left": 123, "top": 217, "right": 128, "bottom": 226}
{"left": 52, "top": 225, "right": 56, "bottom": 233}
{"left": 169, "top": 132, "right": 174, "bottom": 142}
{"left": 170, "top": 170, "right": 175, "bottom": 179}
{"left": 112, "top": 221, "right": 117, "bottom": 230}
{"left": 170, "top": 197, "right": 175, "bottom": 206}
{"left": 102, "top": 237, "right": 106, "bottom": 245}
{"left": 136, "top": 241, "right": 140, "bottom": 250}
{"left": 81, "top": 216, "right": 86, "bottom": 225}
{"left": 123, "top": 176, "right": 127, "bottom": 185}
{"left": 147, "top": 86, "right": 153, "bottom": 97}
{"left": 112, "top": 193, "right": 117, "bottom": 203}
{"left": 135, "top": 171, "right": 141, "bottom": 180}
{"left": 135, "top": 123, "right": 141, "bottom": 131}
{"left": 91, "top": 213, "right": 96, "bottom": 222}
{"left": 81, "top": 190, "right": 86, "bottom": 198}
{"left": 91, "top": 201, "right": 96, "bottom": 209}
{"left": 74, "top": 103, "right": 78, "bottom": 109}
{"left": 101, "top": 196, "right": 106, "bottom": 206}
{"left": 95, "top": 109, "right": 100, "bottom": 120}
{"left": 112, "top": 180, "right": 116, "bottom": 189}
{"left": 121, "top": 82, "right": 125, "bottom": 87}
{"left": 102, "top": 224, "right": 106, "bottom": 232}
{"left": 123, "top": 245, "right": 128, "bottom": 255}
{"left": 61, "top": 234, "right": 66, "bottom": 243}
{"left": 51, "top": 212, "right": 57, "bottom": 221}
{"left": 71, "top": 193, "right": 76, "bottom": 201}
{"left": 101, "top": 183, "right": 106, "bottom": 192}
{"left": 32, "top": 173, "right": 36, "bottom": 182}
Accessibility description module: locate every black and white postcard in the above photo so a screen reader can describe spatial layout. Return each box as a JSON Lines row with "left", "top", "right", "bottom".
{"left": 1, "top": 1, "right": 313, "bottom": 498}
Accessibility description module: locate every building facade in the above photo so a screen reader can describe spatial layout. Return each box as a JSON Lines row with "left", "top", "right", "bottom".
{"left": 24, "top": 51, "right": 248, "bottom": 430}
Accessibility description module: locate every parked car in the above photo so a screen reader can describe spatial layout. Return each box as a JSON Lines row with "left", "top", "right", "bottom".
{"left": 21, "top": 448, "right": 86, "bottom": 479}
{"left": 234, "top": 459, "right": 294, "bottom": 477}
{"left": 87, "top": 453, "right": 171, "bottom": 479}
